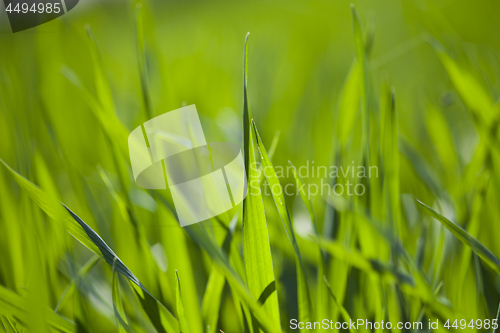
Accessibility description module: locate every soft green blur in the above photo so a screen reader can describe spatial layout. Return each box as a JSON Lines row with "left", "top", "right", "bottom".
{"left": 1, "top": 0, "right": 500, "bottom": 332}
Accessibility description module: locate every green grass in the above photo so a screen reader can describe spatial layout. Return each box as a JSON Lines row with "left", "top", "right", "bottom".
{"left": 1, "top": 0, "right": 500, "bottom": 332}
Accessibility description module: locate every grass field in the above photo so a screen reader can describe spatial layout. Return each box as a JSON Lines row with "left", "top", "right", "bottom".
{"left": 1, "top": 0, "right": 500, "bottom": 332}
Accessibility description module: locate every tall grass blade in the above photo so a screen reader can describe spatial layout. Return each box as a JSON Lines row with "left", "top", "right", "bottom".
{"left": 112, "top": 258, "right": 130, "bottom": 333}
{"left": 252, "top": 121, "right": 313, "bottom": 327}
{"left": 201, "top": 213, "right": 238, "bottom": 333}
{"left": 240, "top": 33, "right": 281, "bottom": 331}
{"left": 175, "top": 271, "right": 190, "bottom": 333}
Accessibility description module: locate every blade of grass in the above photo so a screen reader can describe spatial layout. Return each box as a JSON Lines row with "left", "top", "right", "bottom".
{"left": 323, "top": 277, "right": 354, "bottom": 333}
{"left": 201, "top": 213, "right": 238, "bottom": 333}
{"left": 241, "top": 33, "right": 281, "bottom": 331}
{"left": 175, "top": 271, "right": 190, "bottom": 333}
{"left": 183, "top": 223, "right": 281, "bottom": 332}
{"left": 112, "top": 258, "right": 130, "bottom": 333}
{"left": 252, "top": 121, "right": 313, "bottom": 327}
{"left": 0, "top": 158, "right": 180, "bottom": 333}
{"left": 417, "top": 200, "right": 500, "bottom": 276}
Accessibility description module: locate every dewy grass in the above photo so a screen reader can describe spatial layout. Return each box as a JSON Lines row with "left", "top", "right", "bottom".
{"left": 1, "top": 1, "right": 500, "bottom": 332}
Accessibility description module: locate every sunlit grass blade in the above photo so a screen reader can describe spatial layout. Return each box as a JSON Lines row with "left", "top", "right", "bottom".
{"left": 252, "top": 121, "right": 312, "bottom": 326}
{"left": 112, "top": 258, "right": 130, "bottom": 333}
{"left": 175, "top": 271, "right": 190, "bottom": 333}
{"left": 201, "top": 214, "right": 238, "bottom": 333}
{"left": 241, "top": 33, "right": 281, "bottom": 331}
{"left": 258, "top": 131, "right": 280, "bottom": 184}
{"left": 417, "top": 200, "right": 500, "bottom": 276}
{"left": 183, "top": 224, "right": 280, "bottom": 332}
{"left": 0, "top": 159, "right": 180, "bottom": 333}
{"left": 0, "top": 285, "right": 75, "bottom": 333}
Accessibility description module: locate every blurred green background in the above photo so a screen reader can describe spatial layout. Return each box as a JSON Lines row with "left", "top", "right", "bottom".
{"left": 2, "top": 0, "right": 500, "bottom": 332}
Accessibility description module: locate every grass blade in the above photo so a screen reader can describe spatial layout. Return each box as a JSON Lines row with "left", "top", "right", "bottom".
{"left": 323, "top": 277, "right": 354, "bottom": 333}
{"left": 0, "top": 158, "right": 180, "bottom": 333}
{"left": 252, "top": 121, "right": 313, "bottom": 327}
{"left": 112, "top": 258, "right": 130, "bottom": 333}
{"left": 175, "top": 271, "right": 190, "bottom": 333}
{"left": 201, "top": 213, "right": 238, "bottom": 333}
{"left": 417, "top": 200, "right": 500, "bottom": 276}
{"left": 241, "top": 33, "right": 281, "bottom": 330}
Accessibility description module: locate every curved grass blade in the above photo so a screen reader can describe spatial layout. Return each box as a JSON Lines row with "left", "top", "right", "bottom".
{"left": 112, "top": 258, "right": 130, "bottom": 333}
{"left": 417, "top": 200, "right": 500, "bottom": 276}
{"left": 175, "top": 271, "right": 190, "bottom": 333}
{"left": 252, "top": 121, "right": 312, "bottom": 326}
{"left": 0, "top": 159, "right": 180, "bottom": 333}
